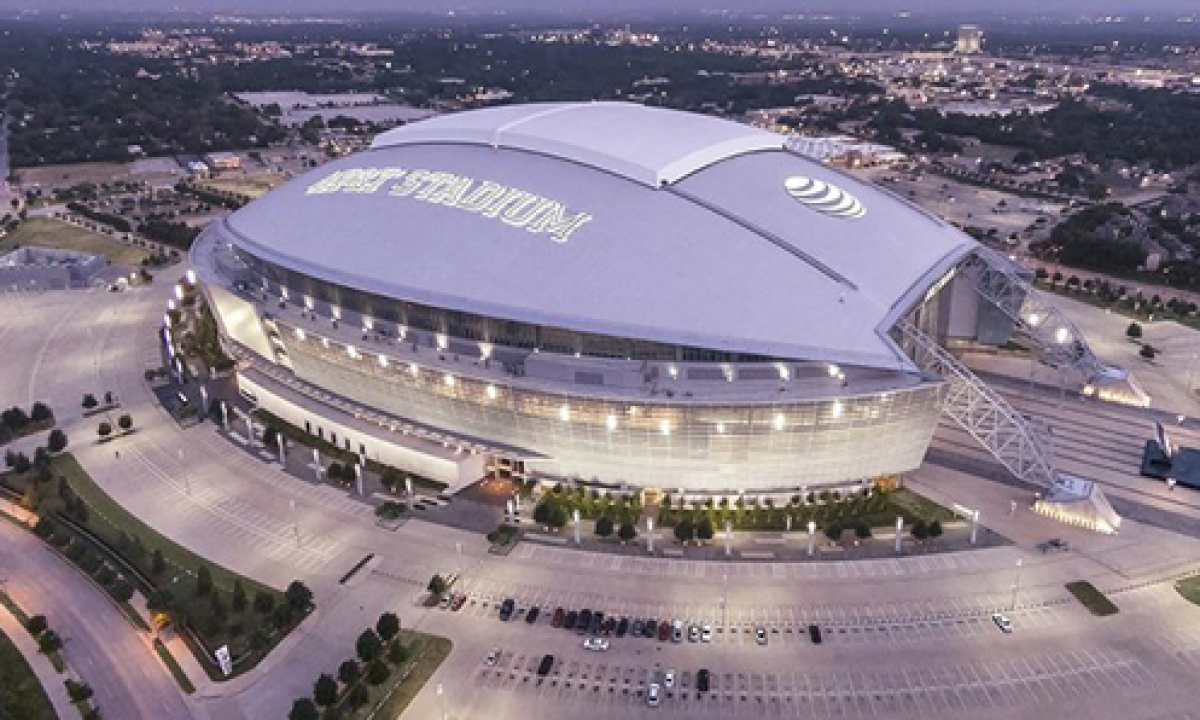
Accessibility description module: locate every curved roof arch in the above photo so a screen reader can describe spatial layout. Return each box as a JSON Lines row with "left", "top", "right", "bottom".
{"left": 223, "top": 102, "right": 977, "bottom": 371}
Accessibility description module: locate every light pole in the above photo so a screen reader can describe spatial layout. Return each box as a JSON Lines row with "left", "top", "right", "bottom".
{"left": 894, "top": 516, "right": 903, "bottom": 554}
{"left": 573, "top": 508, "right": 581, "bottom": 545}
{"left": 970, "top": 509, "right": 979, "bottom": 545}
{"left": 721, "top": 571, "right": 728, "bottom": 632}
{"left": 437, "top": 682, "right": 447, "bottom": 720}
{"left": 1010, "top": 558, "right": 1023, "bottom": 610}
{"left": 178, "top": 449, "right": 191, "bottom": 495}
{"left": 807, "top": 520, "right": 816, "bottom": 556}
{"left": 290, "top": 498, "right": 300, "bottom": 547}
{"left": 1189, "top": 353, "right": 1199, "bottom": 394}
{"left": 724, "top": 519, "right": 733, "bottom": 557}
{"left": 647, "top": 517, "right": 655, "bottom": 554}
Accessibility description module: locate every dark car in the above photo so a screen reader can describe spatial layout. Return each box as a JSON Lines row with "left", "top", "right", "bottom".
{"left": 603, "top": 617, "right": 617, "bottom": 636}
{"left": 657, "top": 621, "right": 671, "bottom": 642}
{"left": 525, "top": 606, "right": 541, "bottom": 624}
{"left": 578, "top": 609, "right": 593, "bottom": 634}
{"left": 499, "top": 598, "right": 515, "bottom": 621}
{"left": 644, "top": 619, "right": 658, "bottom": 638}
{"left": 697, "top": 669, "right": 711, "bottom": 693}
{"left": 565, "top": 610, "right": 578, "bottom": 630}
{"left": 537, "top": 654, "right": 554, "bottom": 677}
{"left": 589, "top": 611, "right": 605, "bottom": 635}
{"left": 631, "top": 619, "right": 644, "bottom": 637}
{"left": 616, "top": 617, "right": 629, "bottom": 637}
{"left": 808, "top": 624, "right": 823, "bottom": 645}
{"left": 552, "top": 608, "right": 565, "bottom": 628}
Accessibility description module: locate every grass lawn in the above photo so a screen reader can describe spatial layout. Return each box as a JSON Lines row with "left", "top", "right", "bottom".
{"left": 1066, "top": 581, "right": 1120, "bottom": 616}
{"left": 1174, "top": 575, "right": 1200, "bottom": 606}
{"left": 154, "top": 639, "right": 196, "bottom": 694}
{"left": 0, "top": 627, "right": 59, "bottom": 720}
{"left": 0, "top": 217, "right": 151, "bottom": 267}
{"left": 195, "top": 175, "right": 284, "bottom": 199}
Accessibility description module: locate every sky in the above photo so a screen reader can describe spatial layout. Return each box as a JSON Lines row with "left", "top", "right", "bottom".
{"left": 5, "top": 0, "right": 1200, "bottom": 16}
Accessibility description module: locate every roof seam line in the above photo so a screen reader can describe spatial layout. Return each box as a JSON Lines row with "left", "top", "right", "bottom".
{"left": 665, "top": 186, "right": 858, "bottom": 292}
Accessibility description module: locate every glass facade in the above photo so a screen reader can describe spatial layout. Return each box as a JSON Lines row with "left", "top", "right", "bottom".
{"left": 277, "top": 324, "right": 946, "bottom": 490}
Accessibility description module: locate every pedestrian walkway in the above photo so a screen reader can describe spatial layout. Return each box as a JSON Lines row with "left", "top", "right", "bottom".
{"left": 0, "top": 605, "right": 76, "bottom": 720}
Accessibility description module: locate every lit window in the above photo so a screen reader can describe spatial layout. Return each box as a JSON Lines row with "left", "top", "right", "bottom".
{"left": 486, "top": 384, "right": 498, "bottom": 400}
{"left": 444, "top": 374, "right": 455, "bottom": 387}
{"left": 773, "top": 413, "right": 786, "bottom": 431}
{"left": 559, "top": 405, "right": 571, "bottom": 422}
{"left": 377, "top": 355, "right": 388, "bottom": 368}
{"left": 606, "top": 414, "right": 618, "bottom": 431}
{"left": 659, "top": 420, "right": 671, "bottom": 436}
{"left": 831, "top": 400, "right": 844, "bottom": 418}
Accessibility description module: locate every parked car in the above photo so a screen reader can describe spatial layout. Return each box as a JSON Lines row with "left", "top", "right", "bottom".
{"left": 439, "top": 594, "right": 452, "bottom": 610}
{"left": 755, "top": 627, "right": 767, "bottom": 646}
{"left": 485, "top": 648, "right": 499, "bottom": 666}
{"left": 525, "top": 606, "right": 540, "bottom": 624}
{"left": 992, "top": 613, "right": 1013, "bottom": 634}
{"left": 701, "top": 624, "right": 712, "bottom": 643}
{"left": 808, "top": 624, "right": 823, "bottom": 644}
{"left": 658, "top": 621, "right": 671, "bottom": 642}
{"left": 552, "top": 607, "right": 565, "bottom": 628}
{"left": 537, "top": 654, "right": 554, "bottom": 677}
{"left": 583, "top": 636, "right": 610, "bottom": 652}
{"left": 631, "top": 619, "right": 644, "bottom": 637}
{"left": 616, "top": 618, "right": 630, "bottom": 637}
{"left": 664, "top": 669, "right": 676, "bottom": 689}
{"left": 688, "top": 624, "right": 700, "bottom": 643}
{"left": 451, "top": 595, "right": 467, "bottom": 611}
{"left": 671, "top": 619, "right": 683, "bottom": 643}
{"left": 644, "top": 619, "right": 658, "bottom": 638}
{"left": 589, "top": 611, "right": 605, "bottom": 635}
{"left": 578, "top": 609, "right": 593, "bottom": 634}
{"left": 602, "top": 617, "right": 617, "bottom": 636}
{"left": 499, "top": 599, "right": 515, "bottom": 621}
{"left": 646, "top": 682, "right": 661, "bottom": 707}
{"left": 565, "top": 610, "right": 578, "bottom": 630}
{"left": 697, "top": 668, "right": 711, "bottom": 693}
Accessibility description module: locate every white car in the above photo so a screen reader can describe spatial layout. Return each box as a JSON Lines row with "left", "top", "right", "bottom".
{"left": 583, "top": 636, "right": 610, "bottom": 652}
{"left": 701, "top": 624, "right": 712, "bottom": 643}
{"left": 664, "top": 669, "right": 676, "bottom": 689}
{"left": 755, "top": 627, "right": 768, "bottom": 646}
{"left": 485, "top": 648, "right": 499, "bottom": 666}
{"left": 992, "top": 613, "right": 1013, "bottom": 634}
{"left": 646, "top": 682, "right": 661, "bottom": 707}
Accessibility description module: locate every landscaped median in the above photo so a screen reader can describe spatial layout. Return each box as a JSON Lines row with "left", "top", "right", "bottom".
{"left": 288, "top": 611, "right": 451, "bottom": 720}
{"left": 0, "top": 451, "right": 314, "bottom": 684}
{"left": 1066, "top": 581, "right": 1120, "bottom": 616}
{"left": 0, "top": 625, "right": 58, "bottom": 720}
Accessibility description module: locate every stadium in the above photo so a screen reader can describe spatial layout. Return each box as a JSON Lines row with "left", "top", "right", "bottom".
{"left": 190, "top": 101, "right": 1130, "bottom": 526}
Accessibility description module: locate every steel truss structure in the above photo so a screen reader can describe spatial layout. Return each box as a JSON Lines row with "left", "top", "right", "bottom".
{"left": 896, "top": 322, "right": 1058, "bottom": 488}
{"left": 958, "top": 248, "right": 1107, "bottom": 382}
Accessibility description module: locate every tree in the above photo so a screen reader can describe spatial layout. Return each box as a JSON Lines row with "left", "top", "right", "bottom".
{"left": 26, "top": 615, "right": 47, "bottom": 636}
{"left": 30, "top": 402, "right": 53, "bottom": 423}
{"left": 854, "top": 522, "right": 872, "bottom": 540}
{"left": 117, "top": 414, "right": 133, "bottom": 432}
{"left": 532, "top": 502, "right": 550, "bottom": 526}
{"left": 1126, "top": 322, "right": 1143, "bottom": 340}
{"left": 232, "top": 580, "right": 248, "bottom": 612}
{"left": 196, "top": 565, "right": 213, "bottom": 597}
{"left": 674, "top": 518, "right": 694, "bottom": 544}
{"left": 47, "top": 428, "right": 68, "bottom": 453}
{"left": 911, "top": 519, "right": 929, "bottom": 541}
{"left": 313, "top": 673, "right": 338, "bottom": 708}
{"left": 824, "top": 523, "right": 842, "bottom": 542}
{"left": 376, "top": 612, "right": 400, "bottom": 643}
{"left": 152, "top": 548, "right": 166, "bottom": 575}
{"left": 929, "top": 520, "right": 943, "bottom": 540}
{"left": 286, "top": 581, "right": 313, "bottom": 611}
{"left": 253, "top": 590, "right": 276, "bottom": 614}
{"left": 82, "top": 394, "right": 98, "bottom": 410}
{"left": 97, "top": 422, "right": 112, "bottom": 440}
{"left": 366, "top": 658, "right": 389, "bottom": 685}
{"left": 356, "top": 630, "right": 383, "bottom": 663}
{"left": 387, "top": 639, "right": 409, "bottom": 665}
{"left": 1140, "top": 344, "right": 1158, "bottom": 360}
{"left": 347, "top": 684, "right": 369, "bottom": 710}
{"left": 262, "top": 425, "right": 279, "bottom": 450}
{"left": 110, "top": 579, "right": 135, "bottom": 602}
{"left": 617, "top": 522, "right": 637, "bottom": 543}
{"left": 427, "top": 574, "right": 448, "bottom": 597}
{"left": 696, "top": 516, "right": 714, "bottom": 542}
{"left": 338, "top": 659, "right": 360, "bottom": 685}
{"left": 1, "top": 407, "right": 29, "bottom": 430}
{"left": 288, "top": 698, "right": 319, "bottom": 720}
{"left": 547, "top": 503, "right": 568, "bottom": 529}
{"left": 38, "top": 629, "right": 62, "bottom": 655}
{"left": 65, "top": 679, "right": 93, "bottom": 703}
{"left": 594, "top": 515, "right": 613, "bottom": 539}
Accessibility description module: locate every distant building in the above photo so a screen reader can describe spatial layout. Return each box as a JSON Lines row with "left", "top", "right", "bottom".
{"left": 955, "top": 25, "right": 984, "bottom": 55}
{"left": 204, "top": 152, "right": 242, "bottom": 171}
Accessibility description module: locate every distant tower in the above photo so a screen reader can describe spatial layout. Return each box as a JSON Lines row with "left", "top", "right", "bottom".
{"left": 956, "top": 25, "right": 984, "bottom": 54}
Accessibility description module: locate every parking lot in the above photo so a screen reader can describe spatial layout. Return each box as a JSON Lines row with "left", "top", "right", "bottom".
{"left": 470, "top": 644, "right": 1155, "bottom": 717}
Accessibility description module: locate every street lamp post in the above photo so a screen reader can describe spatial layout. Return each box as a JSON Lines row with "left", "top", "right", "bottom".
{"left": 276, "top": 433, "right": 286, "bottom": 466}
{"left": 437, "top": 682, "right": 447, "bottom": 720}
{"left": 808, "top": 520, "right": 816, "bottom": 556}
{"left": 894, "top": 516, "right": 903, "bottom": 554}
{"left": 721, "top": 571, "right": 728, "bottom": 632}
{"left": 647, "top": 517, "right": 655, "bottom": 554}
{"left": 970, "top": 509, "right": 979, "bottom": 545}
{"left": 1011, "top": 558, "right": 1023, "bottom": 610}
{"left": 573, "top": 508, "right": 581, "bottom": 545}
{"left": 312, "top": 448, "right": 321, "bottom": 481}
{"left": 724, "top": 519, "right": 733, "bottom": 557}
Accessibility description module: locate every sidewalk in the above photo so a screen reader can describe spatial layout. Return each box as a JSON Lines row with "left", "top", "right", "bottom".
{"left": 0, "top": 604, "right": 77, "bottom": 720}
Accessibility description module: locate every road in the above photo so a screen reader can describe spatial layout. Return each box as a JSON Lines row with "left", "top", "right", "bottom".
{"left": 0, "top": 520, "right": 192, "bottom": 719}
{"left": 4, "top": 283, "right": 1200, "bottom": 719}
